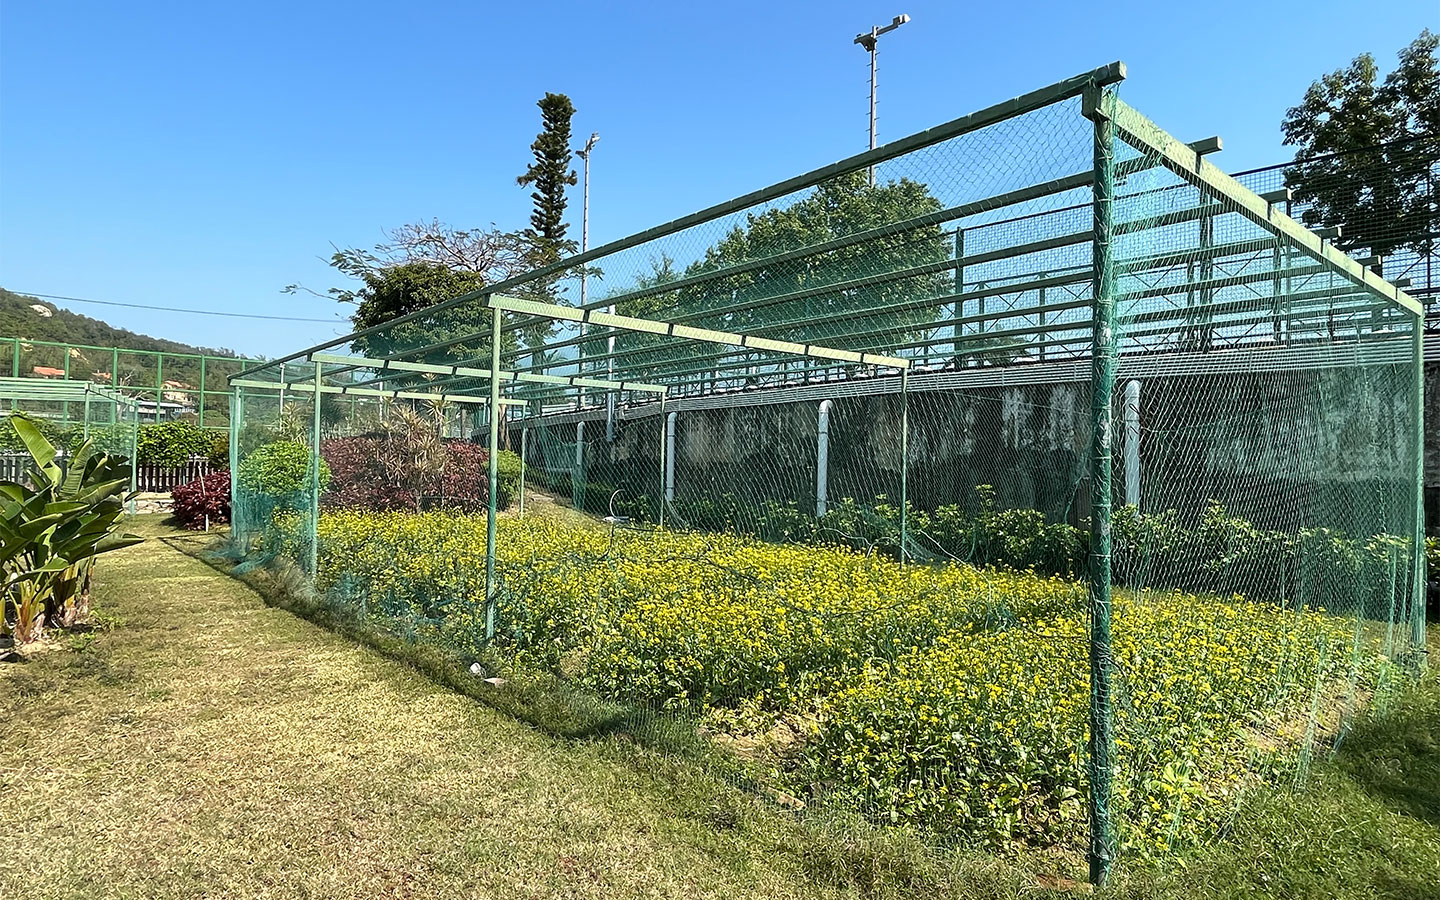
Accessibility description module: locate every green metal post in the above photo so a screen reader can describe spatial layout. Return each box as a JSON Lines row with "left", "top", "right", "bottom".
{"left": 899, "top": 368, "right": 909, "bottom": 564}
{"left": 63, "top": 353, "right": 70, "bottom": 421}
{"left": 155, "top": 354, "right": 164, "bottom": 423}
{"left": 1198, "top": 203, "right": 1214, "bottom": 349}
{"left": 484, "top": 305, "right": 502, "bottom": 641}
{"left": 309, "top": 362, "right": 322, "bottom": 577}
{"left": 952, "top": 228, "right": 964, "bottom": 356}
{"left": 127, "top": 400, "right": 138, "bottom": 515}
{"left": 658, "top": 395, "right": 668, "bottom": 530}
{"left": 519, "top": 417, "right": 528, "bottom": 519}
{"left": 1414, "top": 321, "right": 1429, "bottom": 666}
{"left": 1084, "top": 84, "right": 1118, "bottom": 887}
{"left": 111, "top": 348, "right": 119, "bottom": 396}
{"left": 83, "top": 395, "right": 91, "bottom": 440}
{"left": 229, "top": 389, "right": 242, "bottom": 541}
{"left": 10, "top": 338, "right": 18, "bottom": 412}
{"left": 199, "top": 358, "right": 207, "bottom": 428}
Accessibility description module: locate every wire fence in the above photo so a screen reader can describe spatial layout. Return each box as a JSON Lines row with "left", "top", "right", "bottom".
{"left": 222, "top": 66, "right": 1426, "bottom": 885}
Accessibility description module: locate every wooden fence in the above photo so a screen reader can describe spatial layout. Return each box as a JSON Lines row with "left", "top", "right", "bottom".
{"left": 0, "top": 452, "right": 214, "bottom": 493}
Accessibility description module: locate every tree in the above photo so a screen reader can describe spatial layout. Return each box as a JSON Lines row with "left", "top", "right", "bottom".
{"left": 1282, "top": 30, "right": 1439, "bottom": 265}
{"left": 285, "top": 221, "right": 545, "bottom": 366}
{"left": 343, "top": 262, "right": 514, "bottom": 364}
{"left": 611, "top": 171, "right": 952, "bottom": 380}
{"left": 516, "top": 92, "right": 579, "bottom": 261}
{"left": 327, "top": 221, "right": 536, "bottom": 294}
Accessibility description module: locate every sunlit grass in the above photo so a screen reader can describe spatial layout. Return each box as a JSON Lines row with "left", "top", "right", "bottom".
{"left": 1, "top": 515, "right": 1435, "bottom": 899}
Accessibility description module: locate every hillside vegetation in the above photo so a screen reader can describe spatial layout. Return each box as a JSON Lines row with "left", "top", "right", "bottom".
{"left": 0, "top": 287, "right": 250, "bottom": 393}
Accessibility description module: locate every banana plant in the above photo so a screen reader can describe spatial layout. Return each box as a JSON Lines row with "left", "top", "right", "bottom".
{"left": 1, "top": 415, "right": 142, "bottom": 643}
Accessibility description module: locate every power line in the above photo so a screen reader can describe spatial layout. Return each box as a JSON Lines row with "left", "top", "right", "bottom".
{"left": 8, "top": 290, "right": 342, "bottom": 324}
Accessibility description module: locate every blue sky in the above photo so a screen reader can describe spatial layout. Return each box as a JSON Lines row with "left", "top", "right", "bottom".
{"left": 1, "top": 0, "right": 1434, "bottom": 358}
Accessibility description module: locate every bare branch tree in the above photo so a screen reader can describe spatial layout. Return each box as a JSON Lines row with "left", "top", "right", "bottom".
{"left": 285, "top": 221, "right": 542, "bottom": 304}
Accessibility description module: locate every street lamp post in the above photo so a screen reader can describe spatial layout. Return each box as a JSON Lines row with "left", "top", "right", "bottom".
{"left": 854, "top": 14, "right": 910, "bottom": 187}
{"left": 576, "top": 132, "right": 599, "bottom": 428}
{"left": 575, "top": 132, "right": 616, "bottom": 442}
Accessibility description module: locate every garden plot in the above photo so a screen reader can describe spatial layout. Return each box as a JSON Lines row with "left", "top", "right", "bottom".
{"left": 310, "top": 510, "right": 1394, "bottom": 855}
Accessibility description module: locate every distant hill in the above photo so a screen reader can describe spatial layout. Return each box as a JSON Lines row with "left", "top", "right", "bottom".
{"left": 0, "top": 288, "right": 244, "bottom": 359}
{"left": 0, "top": 287, "right": 256, "bottom": 399}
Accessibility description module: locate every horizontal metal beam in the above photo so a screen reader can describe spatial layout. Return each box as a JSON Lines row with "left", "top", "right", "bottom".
{"left": 0, "top": 377, "right": 141, "bottom": 407}
{"left": 308, "top": 351, "right": 668, "bottom": 394}
{"left": 1099, "top": 96, "right": 1422, "bottom": 318}
{"left": 557, "top": 282, "right": 1390, "bottom": 394}
{"left": 498, "top": 137, "right": 1219, "bottom": 336}
{"left": 475, "top": 62, "right": 1125, "bottom": 302}
{"left": 231, "top": 378, "right": 522, "bottom": 406}
{"left": 488, "top": 294, "right": 912, "bottom": 370}
{"left": 236, "top": 62, "right": 1126, "bottom": 379}
{"left": 490, "top": 236, "right": 1355, "bottom": 392}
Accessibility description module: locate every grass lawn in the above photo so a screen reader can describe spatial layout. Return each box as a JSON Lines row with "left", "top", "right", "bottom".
{"left": 2, "top": 516, "right": 1437, "bottom": 899}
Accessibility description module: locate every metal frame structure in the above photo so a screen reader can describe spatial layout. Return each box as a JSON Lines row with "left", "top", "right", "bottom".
{"left": 233, "top": 61, "right": 1424, "bottom": 884}
{"left": 1, "top": 337, "right": 257, "bottom": 428}
{"left": 0, "top": 377, "right": 142, "bottom": 507}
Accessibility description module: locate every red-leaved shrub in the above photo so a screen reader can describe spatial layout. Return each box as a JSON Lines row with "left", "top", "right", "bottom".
{"left": 321, "top": 435, "right": 491, "bottom": 512}
{"left": 171, "top": 471, "right": 231, "bottom": 529}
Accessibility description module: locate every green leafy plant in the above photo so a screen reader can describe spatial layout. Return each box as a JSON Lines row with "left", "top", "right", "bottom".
{"left": 236, "top": 441, "right": 331, "bottom": 498}
{"left": 207, "top": 431, "right": 230, "bottom": 470}
{"left": 136, "top": 420, "right": 213, "bottom": 467}
{"left": 1, "top": 415, "right": 143, "bottom": 643}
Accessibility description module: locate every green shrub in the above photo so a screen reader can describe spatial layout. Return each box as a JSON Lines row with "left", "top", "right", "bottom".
{"left": 495, "top": 449, "right": 522, "bottom": 509}
{"left": 207, "top": 431, "right": 230, "bottom": 470}
{"left": 0, "top": 414, "right": 63, "bottom": 452}
{"left": 136, "top": 421, "right": 212, "bottom": 467}
{"left": 236, "top": 441, "right": 331, "bottom": 498}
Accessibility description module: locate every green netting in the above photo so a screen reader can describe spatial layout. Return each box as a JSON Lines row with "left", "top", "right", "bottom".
{"left": 0, "top": 338, "right": 255, "bottom": 429}
{"left": 221, "top": 65, "right": 1425, "bottom": 884}
{"left": 0, "top": 377, "right": 141, "bottom": 498}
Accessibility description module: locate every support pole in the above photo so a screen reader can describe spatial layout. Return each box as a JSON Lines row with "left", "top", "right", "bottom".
{"left": 1198, "top": 204, "right": 1214, "bottom": 351}
{"left": 485, "top": 306, "right": 502, "bottom": 642}
{"left": 952, "top": 228, "right": 964, "bottom": 357}
{"left": 1124, "top": 379, "right": 1141, "bottom": 509}
{"left": 1084, "top": 84, "right": 1119, "bottom": 887}
{"left": 229, "top": 389, "right": 241, "bottom": 534}
{"left": 658, "top": 397, "right": 669, "bottom": 528}
{"left": 574, "top": 419, "right": 586, "bottom": 509}
{"left": 899, "top": 369, "right": 910, "bottom": 564}
{"left": 156, "top": 354, "right": 164, "bottom": 424}
{"left": 664, "top": 408, "right": 677, "bottom": 506}
{"left": 1414, "top": 321, "right": 1429, "bottom": 666}
{"left": 519, "top": 418, "right": 528, "bottom": 519}
{"left": 866, "top": 25, "right": 877, "bottom": 187}
{"left": 309, "top": 361, "right": 322, "bottom": 577}
{"left": 127, "top": 399, "right": 138, "bottom": 516}
{"left": 199, "top": 358, "right": 207, "bottom": 428}
{"left": 817, "top": 400, "right": 833, "bottom": 517}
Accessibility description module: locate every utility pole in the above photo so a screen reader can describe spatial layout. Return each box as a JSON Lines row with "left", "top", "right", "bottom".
{"left": 854, "top": 14, "right": 910, "bottom": 187}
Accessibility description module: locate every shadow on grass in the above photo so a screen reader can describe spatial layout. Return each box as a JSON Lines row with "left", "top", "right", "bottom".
{"left": 1332, "top": 668, "right": 1440, "bottom": 827}
{"left": 160, "top": 535, "right": 739, "bottom": 764}
{"left": 157, "top": 533, "right": 1067, "bottom": 899}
